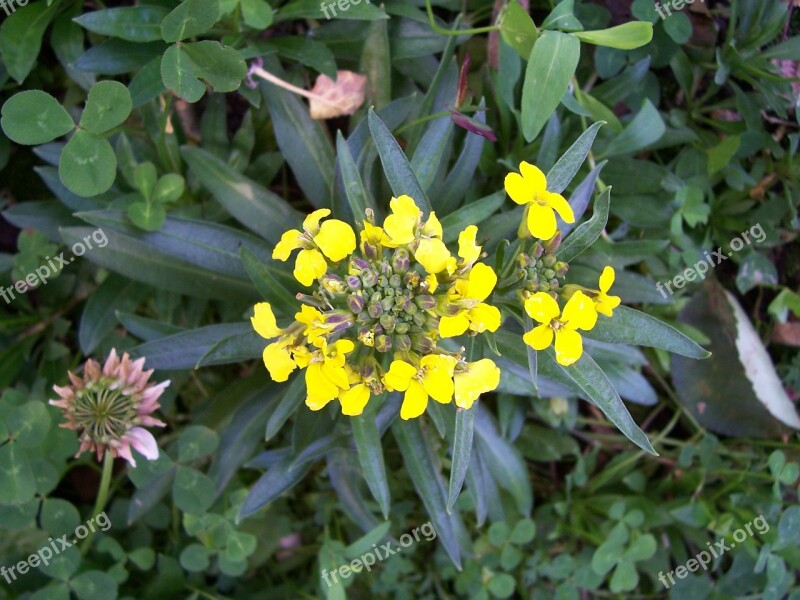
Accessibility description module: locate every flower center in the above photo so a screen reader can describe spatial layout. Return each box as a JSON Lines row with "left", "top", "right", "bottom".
{"left": 71, "top": 379, "right": 139, "bottom": 443}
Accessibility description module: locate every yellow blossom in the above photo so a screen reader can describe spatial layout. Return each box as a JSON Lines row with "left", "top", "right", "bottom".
{"left": 305, "top": 339, "right": 355, "bottom": 410}
{"left": 295, "top": 305, "right": 330, "bottom": 346}
{"left": 458, "top": 225, "right": 481, "bottom": 266}
{"left": 523, "top": 291, "right": 598, "bottom": 366}
{"left": 454, "top": 359, "right": 501, "bottom": 409}
{"left": 338, "top": 367, "right": 371, "bottom": 416}
{"left": 384, "top": 355, "right": 457, "bottom": 420}
{"left": 414, "top": 211, "right": 452, "bottom": 274}
{"left": 383, "top": 195, "right": 421, "bottom": 246}
{"left": 251, "top": 302, "right": 283, "bottom": 339}
{"left": 594, "top": 266, "right": 621, "bottom": 317}
{"left": 263, "top": 337, "right": 299, "bottom": 382}
{"left": 504, "top": 161, "right": 574, "bottom": 241}
{"left": 439, "top": 263, "right": 501, "bottom": 337}
{"left": 360, "top": 221, "right": 389, "bottom": 254}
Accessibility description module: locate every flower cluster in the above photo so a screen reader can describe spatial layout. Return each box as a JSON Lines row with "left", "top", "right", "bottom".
{"left": 252, "top": 200, "right": 501, "bottom": 420}
{"left": 50, "top": 349, "right": 169, "bottom": 467}
{"left": 505, "top": 161, "right": 621, "bottom": 366}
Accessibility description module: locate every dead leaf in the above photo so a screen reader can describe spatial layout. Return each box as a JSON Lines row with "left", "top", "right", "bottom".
{"left": 309, "top": 71, "right": 367, "bottom": 120}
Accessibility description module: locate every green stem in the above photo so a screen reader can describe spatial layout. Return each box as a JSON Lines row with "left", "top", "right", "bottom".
{"left": 425, "top": 0, "right": 500, "bottom": 35}
{"left": 81, "top": 452, "right": 114, "bottom": 555}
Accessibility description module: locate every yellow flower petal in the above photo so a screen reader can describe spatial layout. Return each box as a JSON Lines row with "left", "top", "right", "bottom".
{"left": 519, "top": 161, "right": 548, "bottom": 194}
{"left": 415, "top": 238, "right": 451, "bottom": 274}
{"left": 306, "top": 362, "right": 340, "bottom": 408}
{"left": 339, "top": 383, "right": 370, "bottom": 416}
{"left": 263, "top": 339, "right": 297, "bottom": 382}
{"left": 545, "top": 192, "right": 574, "bottom": 224}
{"left": 526, "top": 201, "right": 557, "bottom": 241}
{"left": 294, "top": 248, "right": 327, "bottom": 287}
{"left": 465, "top": 263, "right": 497, "bottom": 301}
{"left": 390, "top": 195, "right": 422, "bottom": 220}
{"left": 251, "top": 302, "right": 282, "bottom": 339}
{"left": 595, "top": 295, "right": 621, "bottom": 318}
{"left": 561, "top": 291, "right": 598, "bottom": 331}
{"left": 554, "top": 328, "right": 583, "bottom": 366}
{"left": 303, "top": 208, "right": 331, "bottom": 234}
{"left": 504, "top": 172, "right": 532, "bottom": 205}
{"left": 468, "top": 303, "right": 501, "bottom": 333}
{"left": 273, "top": 229, "right": 303, "bottom": 261}
{"left": 599, "top": 266, "right": 615, "bottom": 293}
{"left": 422, "top": 211, "right": 443, "bottom": 238}
{"left": 360, "top": 221, "right": 387, "bottom": 251}
{"left": 439, "top": 312, "right": 470, "bottom": 338}
{"left": 420, "top": 355, "right": 456, "bottom": 404}
{"left": 458, "top": 226, "right": 481, "bottom": 265}
{"left": 383, "top": 360, "right": 417, "bottom": 391}
{"left": 523, "top": 323, "right": 554, "bottom": 350}
{"left": 426, "top": 273, "right": 439, "bottom": 293}
{"left": 314, "top": 219, "right": 356, "bottom": 262}
{"left": 400, "top": 380, "right": 428, "bottom": 420}
{"left": 454, "top": 358, "right": 500, "bottom": 409}
{"left": 524, "top": 292, "right": 560, "bottom": 324}
{"left": 322, "top": 360, "right": 350, "bottom": 389}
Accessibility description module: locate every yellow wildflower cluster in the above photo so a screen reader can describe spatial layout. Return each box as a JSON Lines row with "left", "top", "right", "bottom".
{"left": 504, "top": 161, "right": 621, "bottom": 366}
{"left": 251, "top": 201, "right": 501, "bottom": 420}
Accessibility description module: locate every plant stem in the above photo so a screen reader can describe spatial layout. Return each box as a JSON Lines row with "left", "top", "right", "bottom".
{"left": 81, "top": 452, "right": 114, "bottom": 555}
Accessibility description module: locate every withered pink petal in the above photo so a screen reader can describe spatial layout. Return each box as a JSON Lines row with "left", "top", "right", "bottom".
{"left": 115, "top": 442, "right": 136, "bottom": 468}
{"left": 85, "top": 359, "right": 102, "bottom": 381}
{"left": 139, "top": 416, "right": 166, "bottom": 428}
{"left": 68, "top": 371, "right": 84, "bottom": 389}
{"left": 127, "top": 427, "right": 159, "bottom": 461}
{"left": 103, "top": 348, "right": 120, "bottom": 376}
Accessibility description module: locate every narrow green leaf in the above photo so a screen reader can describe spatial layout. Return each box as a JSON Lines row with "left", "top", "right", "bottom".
{"left": 182, "top": 146, "right": 302, "bottom": 243}
{"left": 545, "top": 121, "right": 604, "bottom": 194}
{"left": 238, "top": 457, "right": 311, "bottom": 520}
{"left": 361, "top": 17, "right": 391, "bottom": 109}
{"left": 441, "top": 192, "right": 505, "bottom": 243}
{"left": 73, "top": 6, "right": 170, "bottom": 42}
{"left": 411, "top": 116, "right": 453, "bottom": 193}
{"left": 392, "top": 419, "right": 463, "bottom": 568}
{"left": 78, "top": 273, "right": 149, "bottom": 353}
{"left": 521, "top": 31, "right": 581, "bottom": 141}
{"left": 129, "top": 323, "right": 254, "bottom": 369}
{"left": 447, "top": 406, "right": 475, "bottom": 513}
{"left": 601, "top": 100, "right": 664, "bottom": 158}
{"left": 1, "top": 91, "right": 74, "bottom": 145}
{"left": 586, "top": 306, "right": 710, "bottom": 359}
{"left": 240, "top": 247, "right": 297, "bottom": 314}
{"left": 541, "top": 349, "right": 656, "bottom": 454}
{"left": 265, "top": 376, "right": 306, "bottom": 441}
{"left": 573, "top": 22, "right": 654, "bottom": 50}
{"left": 352, "top": 413, "right": 391, "bottom": 519}
{"left": 335, "top": 131, "right": 373, "bottom": 222}
{"left": 558, "top": 187, "right": 610, "bottom": 263}
{"left": 0, "top": 1, "right": 60, "bottom": 83}
{"left": 368, "top": 108, "right": 432, "bottom": 214}
{"left": 499, "top": 0, "right": 538, "bottom": 59}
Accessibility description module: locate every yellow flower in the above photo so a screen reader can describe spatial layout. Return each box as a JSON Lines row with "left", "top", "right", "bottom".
{"left": 504, "top": 161, "right": 574, "bottom": 241}
{"left": 360, "top": 221, "right": 389, "bottom": 254}
{"left": 295, "top": 304, "right": 331, "bottom": 346}
{"left": 305, "top": 339, "right": 355, "bottom": 410}
{"left": 384, "top": 355, "right": 457, "bottom": 420}
{"left": 454, "top": 359, "right": 501, "bottom": 409}
{"left": 439, "top": 263, "right": 501, "bottom": 337}
{"left": 338, "top": 367, "right": 371, "bottom": 416}
{"left": 454, "top": 263, "right": 497, "bottom": 301}
{"left": 415, "top": 212, "right": 451, "bottom": 274}
{"left": 383, "top": 195, "right": 421, "bottom": 246}
{"left": 594, "top": 266, "right": 621, "bottom": 317}
{"left": 272, "top": 209, "right": 356, "bottom": 286}
{"left": 458, "top": 226, "right": 481, "bottom": 266}
{"left": 523, "top": 291, "right": 598, "bottom": 366}
{"left": 263, "top": 337, "right": 298, "bottom": 382}
{"left": 251, "top": 302, "right": 283, "bottom": 339}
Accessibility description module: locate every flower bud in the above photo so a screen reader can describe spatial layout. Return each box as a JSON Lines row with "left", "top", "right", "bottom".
{"left": 543, "top": 268, "right": 556, "bottom": 279}
{"left": 379, "top": 313, "right": 396, "bottom": 333}
{"left": 321, "top": 274, "right": 346, "bottom": 295}
{"left": 347, "top": 294, "right": 365, "bottom": 313}
{"left": 392, "top": 248, "right": 411, "bottom": 273}
{"left": 411, "top": 335, "right": 434, "bottom": 354}
{"left": 377, "top": 275, "right": 389, "bottom": 288}
{"left": 381, "top": 296, "right": 395, "bottom": 312}
{"left": 351, "top": 257, "right": 370, "bottom": 272}
{"left": 361, "top": 269, "right": 378, "bottom": 288}
{"left": 543, "top": 254, "right": 557, "bottom": 268}
{"left": 368, "top": 302, "right": 383, "bottom": 319}
{"left": 346, "top": 275, "right": 362, "bottom": 290}
{"left": 538, "top": 281, "right": 550, "bottom": 292}
{"left": 549, "top": 279, "right": 559, "bottom": 291}
{"left": 394, "top": 333, "right": 411, "bottom": 351}
{"left": 395, "top": 322, "right": 410, "bottom": 335}
{"left": 403, "top": 271, "right": 420, "bottom": 288}
{"left": 543, "top": 232, "right": 562, "bottom": 254}
{"left": 375, "top": 335, "right": 392, "bottom": 353}
{"left": 358, "top": 326, "right": 375, "bottom": 346}
{"left": 517, "top": 253, "right": 531, "bottom": 268}
{"left": 531, "top": 242, "right": 544, "bottom": 259}
{"left": 555, "top": 261, "right": 569, "bottom": 278}
{"left": 414, "top": 295, "right": 437, "bottom": 310}
{"left": 389, "top": 273, "right": 403, "bottom": 289}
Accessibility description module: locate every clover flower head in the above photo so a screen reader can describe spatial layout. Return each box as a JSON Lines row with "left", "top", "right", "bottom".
{"left": 504, "top": 161, "right": 574, "bottom": 241}
{"left": 252, "top": 199, "right": 503, "bottom": 418}
{"left": 49, "top": 349, "right": 168, "bottom": 467}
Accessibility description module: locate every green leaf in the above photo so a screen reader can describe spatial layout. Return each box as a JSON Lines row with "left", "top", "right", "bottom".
{"left": 663, "top": 11, "right": 691, "bottom": 44}
{"left": 547, "top": 122, "right": 604, "bottom": 194}
{"left": 73, "top": 6, "right": 170, "bottom": 42}
{"left": 258, "top": 62, "right": 335, "bottom": 207}
{"left": 510, "top": 518, "right": 536, "bottom": 544}
{"left": 488, "top": 573, "right": 517, "bottom": 598}
{"left": 7, "top": 401, "right": 50, "bottom": 448}
{"left": 575, "top": 90, "right": 622, "bottom": 133}
{"left": 585, "top": 306, "right": 710, "bottom": 359}
{"left": 180, "top": 544, "right": 211, "bottom": 571}
{"left": 521, "top": 31, "right": 580, "bottom": 142}
{"left": 240, "top": 247, "right": 297, "bottom": 313}
{"left": 160, "top": 43, "right": 206, "bottom": 103}
{"left": 335, "top": 131, "right": 373, "bottom": 221}
{"left": 128, "top": 201, "right": 167, "bottom": 231}
{"left": 178, "top": 426, "right": 220, "bottom": 462}
{"left": 558, "top": 187, "right": 610, "bottom": 263}
{"left": 609, "top": 560, "right": 639, "bottom": 592}
{"left": 1, "top": 91, "right": 74, "bottom": 145}
{"left": 76, "top": 39, "right": 167, "bottom": 75}
{"left": 134, "top": 162, "right": 158, "bottom": 199}
{"left": 70, "top": 571, "right": 118, "bottom": 600}
{"left": 367, "top": 108, "right": 432, "bottom": 215}
{"left": 351, "top": 413, "right": 391, "bottom": 519}
{"left": 181, "top": 41, "right": 247, "bottom": 92}
{"left": 265, "top": 376, "right": 306, "bottom": 441}
{"left": 602, "top": 99, "right": 664, "bottom": 157}
{"left": 153, "top": 174, "right": 185, "bottom": 203}
{"left": 392, "top": 419, "right": 463, "bottom": 568}
{"left": 441, "top": 192, "right": 505, "bottom": 243}
{"left": 182, "top": 146, "right": 302, "bottom": 244}
{"left": 573, "top": 22, "right": 654, "bottom": 50}
{"left": 623, "top": 534, "right": 656, "bottom": 562}
{"left": 238, "top": 457, "right": 312, "bottom": 520}
{"left": 707, "top": 135, "right": 741, "bottom": 175}
{"left": 540, "top": 0, "right": 583, "bottom": 31}
{"left": 447, "top": 406, "right": 475, "bottom": 513}
{"left": 80, "top": 273, "right": 150, "bottom": 352}
{"left": 411, "top": 116, "right": 453, "bottom": 193}
{"left": 223, "top": 531, "right": 257, "bottom": 562}
{"left": 0, "top": 0, "right": 61, "bottom": 83}
{"left": 275, "top": 0, "right": 387, "bottom": 22}
{"left": 0, "top": 442, "right": 36, "bottom": 504}
{"left": 80, "top": 80, "right": 133, "bottom": 135}
{"left": 161, "top": 0, "right": 220, "bottom": 42}
{"left": 41, "top": 498, "right": 81, "bottom": 536}
{"left": 500, "top": 0, "right": 538, "bottom": 59}
{"left": 173, "top": 466, "right": 216, "bottom": 515}
{"left": 361, "top": 18, "right": 391, "bottom": 109}
{"left": 59, "top": 130, "right": 117, "bottom": 197}
{"left": 542, "top": 350, "right": 656, "bottom": 454}
{"left": 241, "top": 0, "right": 273, "bottom": 28}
